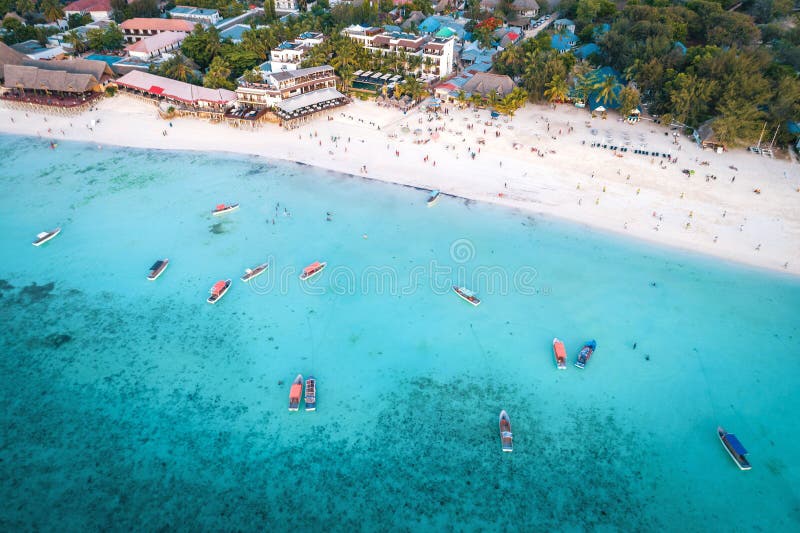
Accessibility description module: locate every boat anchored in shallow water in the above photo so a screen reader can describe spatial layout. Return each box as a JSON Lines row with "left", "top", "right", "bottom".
{"left": 289, "top": 374, "right": 303, "bottom": 411}
{"left": 553, "top": 338, "right": 567, "bottom": 370}
{"left": 241, "top": 261, "right": 268, "bottom": 282}
{"left": 453, "top": 286, "right": 480, "bottom": 306}
{"left": 147, "top": 259, "right": 169, "bottom": 281}
{"left": 299, "top": 261, "right": 326, "bottom": 281}
{"left": 305, "top": 376, "right": 316, "bottom": 411}
{"left": 575, "top": 340, "right": 597, "bottom": 369}
{"left": 212, "top": 203, "right": 239, "bottom": 216}
{"left": 427, "top": 189, "right": 441, "bottom": 207}
{"left": 32, "top": 228, "right": 60, "bottom": 247}
{"left": 207, "top": 279, "right": 231, "bottom": 304}
{"left": 499, "top": 410, "right": 513, "bottom": 452}
{"left": 718, "top": 426, "right": 751, "bottom": 470}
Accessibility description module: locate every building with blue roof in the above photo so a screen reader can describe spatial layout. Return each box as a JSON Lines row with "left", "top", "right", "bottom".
{"left": 551, "top": 31, "right": 577, "bottom": 53}
{"left": 220, "top": 24, "right": 250, "bottom": 44}
{"left": 554, "top": 18, "right": 575, "bottom": 33}
{"left": 383, "top": 24, "right": 403, "bottom": 33}
{"left": 575, "top": 43, "right": 600, "bottom": 60}
{"left": 418, "top": 16, "right": 442, "bottom": 34}
{"left": 169, "top": 5, "right": 221, "bottom": 25}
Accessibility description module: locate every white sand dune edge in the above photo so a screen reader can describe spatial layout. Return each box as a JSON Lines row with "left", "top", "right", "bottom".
{"left": 2, "top": 94, "right": 798, "bottom": 276}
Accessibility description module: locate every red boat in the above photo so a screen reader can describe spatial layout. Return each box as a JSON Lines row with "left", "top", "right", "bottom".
{"left": 553, "top": 338, "right": 567, "bottom": 370}
{"left": 212, "top": 203, "right": 239, "bottom": 216}
{"left": 288, "top": 374, "right": 303, "bottom": 411}
{"left": 207, "top": 279, "right": 231, "bottom": 304}
{"left": 299, "top": 261, "right": 326, "bottom": 281}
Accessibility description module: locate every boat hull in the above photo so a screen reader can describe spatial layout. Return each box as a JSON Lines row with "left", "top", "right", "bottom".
{"left": 499, "top": 410, "right": 513, "bottom": 453}
{"left": 32, "top": 228, "right": 60, "bottom": 247}
{"left": 427, "top": 191, "right": 440, "bottom": 207}
{"left": 299, "top": 262, "right": 327, "bottom": 281}
{"left": 453, "top": 286, "right": 480, "bottom": 306}
{"left": 241, "top": 262, "right": 268, "bottom": 282}
{"left": 575, "top": 340, "right": 596, "bottom": 369}
{"left": 718, "top": 427, "right": 752, "bottom": 471}
{"left": 207, "top": 280, "right": 231, "bottom": 304}
{"left": 212, "top": 204, "right": 239, "bottom": 216}
{"left": 289, "top": 374, "right": 303, "bottom": 411}
{"left": 147, "top": 259, "right": 169, "bottom": 281}
{"left": 305, "top": 376, "right": 316, "bottom": 411}
{"left": 553, "top": 338, "right": 567, "bottom": 370}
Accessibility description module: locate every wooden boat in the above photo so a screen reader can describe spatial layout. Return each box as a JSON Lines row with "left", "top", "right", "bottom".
{"left": 299, "top": 261, "right": 326, "bottom": 281}
{"left": 427, "top": 189, "right": 441, "bottom": 207}
{"left": 453, "top": 286, "right": 480, "bottom": 306}
{"left": 206, "top": 279, "right": 231, "bottom": 304}
{"left": 499, "top": 410, "right": 513, "bottom": 452}
{"left": 553, "top": 337, "right": 567, "bottom": 370}
{"left": 32, "top": 227, "right": 60, "bottom": 247}
{"left": 240, "top": 262, "right": 268, "bottom": 282}
{"left": 718, "top": 426, "right": 751, "bottom": 471}
{"left": 147, "top": 259, "right": 169, "bottom": 281}
{"left": 212, "top": 203, "right": 239, "bottom": 216}
{"left": 288, "top": 374, "right": 303, "bottom": 411}
{"left": 575, "top": 340, "right": 597, "bottom": 369}
{"left": 305, "top": 376, "right": 316, "bottom": 411}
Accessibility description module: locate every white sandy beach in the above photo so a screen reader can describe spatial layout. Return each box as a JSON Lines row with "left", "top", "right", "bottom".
{"left": 2, "top": 94, "right": 799, "bottom": 275}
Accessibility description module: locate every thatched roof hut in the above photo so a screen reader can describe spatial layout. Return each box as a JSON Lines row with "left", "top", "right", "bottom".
{"left": 3, "top": 64, "right": 98, "bottom": 93}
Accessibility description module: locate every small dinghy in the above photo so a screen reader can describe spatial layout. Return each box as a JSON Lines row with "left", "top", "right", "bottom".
{"left": 241, "top": 262, "right": 268, "bottom": 282}
{"left": 427, "top": 189, "right": 441, "bottom": 207}
{"left": 718, "top": 426, "right": 751, "bottom": 470}
{"left": 147, "top": 259, "right": 169, "bottom": 281}
{"left": 288, "top": 374, "right": 303, "bottom": 411}
{"left": 212, "top": 203, "right": 239, "bottom": 216}
{"left": 499, "top": 410, "right": 513, "bottom": 452}
{"left": 299, "top": 261, "right": 326, "bottom": 281}
{"left": 453, "top": 286, "right": 480, "bottom": 306}
{"left": 575, "top": 340, "right": 597, "bottom": 369}
{"left": 32, "top": 228, "right": 60, "bottom": 247}
{"left": 206, "top": 279, "right": 231, "bottom": 304}
{"left": 553, "top": 338, "right": 567, "bottom": 370}
{"left": 305, "top": 376, "right": 316, "bottom": 412}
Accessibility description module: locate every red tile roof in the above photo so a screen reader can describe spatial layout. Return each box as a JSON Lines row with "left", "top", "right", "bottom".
{"left": 64, "top": 0, "right": 111, "bottom": 12}
{"left": 119, "top": 18, "right": 195, "bottom": 32}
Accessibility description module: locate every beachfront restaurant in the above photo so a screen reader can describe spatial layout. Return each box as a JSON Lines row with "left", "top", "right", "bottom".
{"left": 114, "top": 70, "right": 236, "bottom": 116}
{"left": 274, "top": 87, "right": 349, "bottom": 128}
{"left": 352, "top": 70, "right": 402, "bottom": 94}
{"left": 1, "top": 64, "right": 102, "bottom": 109}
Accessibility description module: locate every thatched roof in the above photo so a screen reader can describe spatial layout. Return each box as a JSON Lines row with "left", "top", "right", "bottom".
{"left": 462, "top": 72, "right": 516, "bottom": 97}
{"left": 31, "top": 57, "right": 114, "bottom": 82}
{"left": 0, "top": 42, "right": 27, "bottom": 80}
{"left": 3, "top": 64, "right": 98, "bottom": 93}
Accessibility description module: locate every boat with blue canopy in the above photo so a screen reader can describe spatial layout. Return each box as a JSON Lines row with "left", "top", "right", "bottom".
{"left": 575, "top": 340, "right": 597, "bottom": 369}
{"left": 453, "top": 286, "right": 480, "bottom": 306}
{"left": 718, "top": 426, "right": 751, "bottom": 470}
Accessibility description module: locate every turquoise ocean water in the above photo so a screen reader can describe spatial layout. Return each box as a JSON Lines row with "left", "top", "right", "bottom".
{"left": 1, "top": 134, "right": 799, "bottom": 531}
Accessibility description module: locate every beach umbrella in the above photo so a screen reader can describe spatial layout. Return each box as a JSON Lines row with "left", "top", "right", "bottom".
{"left": 594, "top": 106, "right": 606, "bottom": 113}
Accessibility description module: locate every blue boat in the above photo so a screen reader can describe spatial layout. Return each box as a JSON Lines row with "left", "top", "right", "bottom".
{"left": 427, "top": 189, "right": 440, "bottom": 207}
{"left": 718, "top": 426, "right": 751, "bottom": 470}
{"left": 574, "top": 340, "right": 597, "bottom": 369}
{"left": 305, "top": 376, "right": 316, "bottom": 412}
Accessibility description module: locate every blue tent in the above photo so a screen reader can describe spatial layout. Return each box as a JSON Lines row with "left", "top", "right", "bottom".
{"left": 551, "top": 32, "right": 577, "bottom": 52}
{"left": 674, "top": 41, "right": 687, "bottom": 55}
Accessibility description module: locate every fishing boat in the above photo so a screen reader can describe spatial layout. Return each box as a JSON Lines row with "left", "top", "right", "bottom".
{"left": 718, "top": 427, "right": 752, "bottom": 471}
{"left": 575, "top": 340, "right": 597, "bottom": 369}
{"left": 553, "top": 338, "right": 567, "bottom": 370}
{"left": 453, "top": 286, "right": 481, "bottom": 306}
{"left": 212, "top": 203, "right": 239, "bottom": 216}
{"left": 240, "top": 262, "right": 268, "bottom": 282}
{"left": 305, "top": 376, "right": 316, "bottom": 411}
{"left": 499, "top": 410, "right": 513, "bottom": 452}
{"left": 147, "top": 259, "right": 169, "bottom": 281}
{"left": 288, "top": 374, "right": 303, "bottom": 411}
{"left": 427, "top": 189, "right": 441, "bottom": 207}
{"left": 32, "top": 228, "right": 60, "bottom": 247}
{"left": 299, "top": 261, "right": 326, "bottom": 281}
{"left": 206, "top": 279, "right": 231, "bottom": 304}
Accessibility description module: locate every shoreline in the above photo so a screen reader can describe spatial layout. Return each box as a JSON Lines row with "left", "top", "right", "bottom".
{"left": 2, "top": 94, "right": 798, "bottom": 276}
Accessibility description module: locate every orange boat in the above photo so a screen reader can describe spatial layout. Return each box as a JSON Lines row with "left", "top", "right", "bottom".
{"left": 212, "top": 203, "right": 239, "bottom": 216}
{"left": 299, "top": 261, "right": 326, "bottom": 281}
{"left": 553, "top": 338, "right": 567, "bottom": 370}
{"left": 288, "top": 374, "right": 303, "bottom": 411}
{"left": 206, "top": 279, "right": 231, "bottom": 304}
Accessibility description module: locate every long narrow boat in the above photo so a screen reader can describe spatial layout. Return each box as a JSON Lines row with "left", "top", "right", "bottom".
{"left": 147, "top": 259, "right": 169, "bottom": 281}
{"left": 212, "top": 203, "right": 239, "bottom": 216}
{"left": 240, "top": 262, "right": 268, "bottom": 282}
{"left": 32, "top": 227, "right": 60, "bottom": 247}
{"left": 575, "top": 340, "right": 597, "bottom": 369}
{"left": 553, "top": 337, "right": 567, "bottom": 370}
{"left": 299, "top": 261, "right": 326, "bottom": 281}
{"left": 288, "top": 374, "right": 303, "bottom": 411}
{"left": 453, "top": 286, "right": 481, "bottom": 306}
{"left": 718, "top": 426, "right": 752, "bottom": 471}
{"left": 206, "top": 279, "right": 231, "bottom": 304}
{"left": 305, "top": 376, "right": 316, "bottom": 412}
{"left": 427, "top": 189, "right": 441, "bottom": 207}
{"left": 499, "top": 410, "right": 513, "bottom": 452}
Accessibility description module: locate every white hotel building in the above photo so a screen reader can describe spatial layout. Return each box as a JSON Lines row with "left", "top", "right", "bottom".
{"left": 341, "top": 25, "right": 456, "bottom": 79}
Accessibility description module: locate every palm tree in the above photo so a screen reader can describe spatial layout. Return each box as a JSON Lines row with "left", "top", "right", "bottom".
{"left": 593, "top": 74, "right": 622, "bottom": 107}
{"left": 63, "top": 30, "right": 87, "bottom": 54}
{"left": 339, "top": 66, "right": 355, "bottom": 94}
{"left": 40, "top": 0, "right": 64, "bottom": 23}
{"left": 543, "top": 75, "right": 569, "bottom": 103}
{"left": 487, "top": 89, "right": 500, "bottom": 110}
{"left": 469, "top": 93, "right": 484, "bottom": 108}
{"left": 159, "top": 55, "right": 196, "bottom": 83}
{"left": 456, "top": 90, "right": 467, "bottom": 108}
